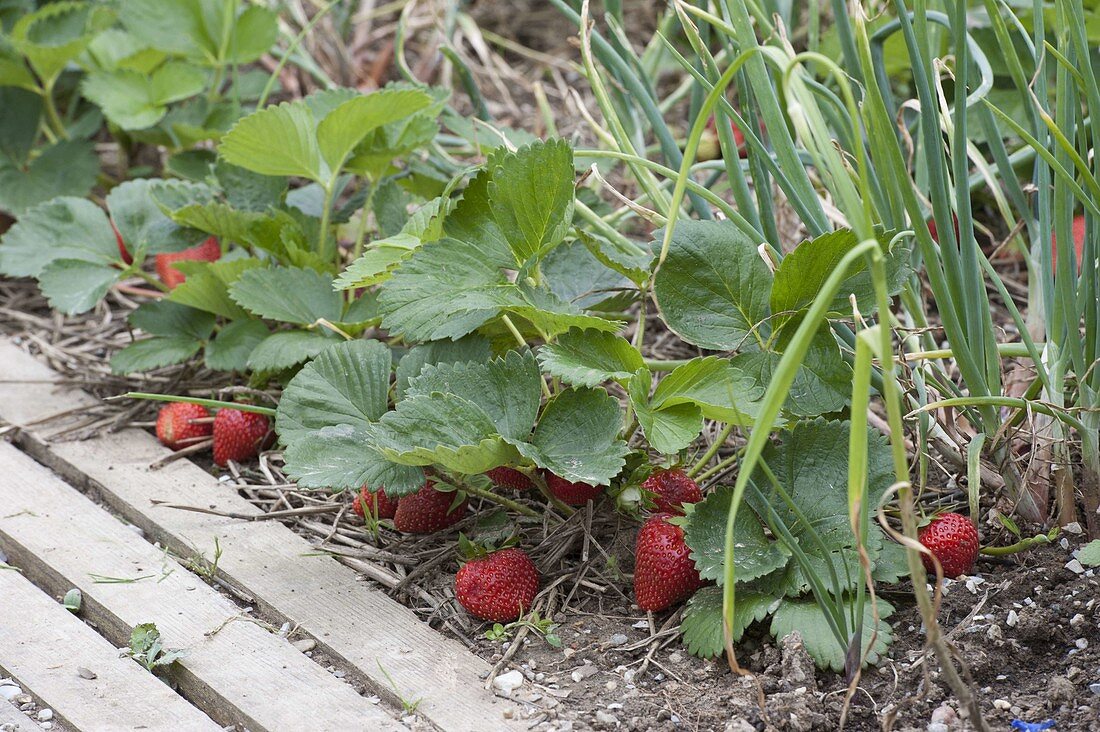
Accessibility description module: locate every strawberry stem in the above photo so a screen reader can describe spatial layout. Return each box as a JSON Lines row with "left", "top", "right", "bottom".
{"left": 119, "top": 393, "right": 277, "bottom": 417}
{"left": 461, "top": 483, "right": 541, "bottom": 518}
{"left": 979, "top": 529, "right": 1058, "bottom": 557}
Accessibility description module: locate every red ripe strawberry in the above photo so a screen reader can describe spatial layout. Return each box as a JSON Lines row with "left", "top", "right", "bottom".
{"left": 212, "top": 408, "right": 271, "bottom": 467}
{"left": 352, "top": 485, "right": 398, "bottom": 520}
{"left": 455, "top": 547, "right": 539, "bottom": 622}
{"left": 156, "top": 236, "right": 221, "bottom": 289}
{"left": 155, "top": 402, "right": 211, "bottom": 450}
{"left": 634, "top": 514, "right": 703, "bottom": 612}
{"left": 542, "top": 471, "right": 603, "bottom": 506}
{"left": 393, "top": 481, "right": 468, "bottom": 533}
{"left": 485, "top": 467, "right": 533, "bottom": 491}
{"left": 918, "top": 513, "right": 980, "bottom": 578}
{"left": 642, "top": 468, "right": 702, "bottom": 516}
{"left": 1051, "top": 214, "right": 1087, "bottom": 271}
{"left": 111, "top": 221, "right": 132, "bottom": 265}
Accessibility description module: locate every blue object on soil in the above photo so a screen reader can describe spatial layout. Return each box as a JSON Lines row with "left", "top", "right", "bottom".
{"left": 1009, "top": 721, "right": 1055, "bottom": 732}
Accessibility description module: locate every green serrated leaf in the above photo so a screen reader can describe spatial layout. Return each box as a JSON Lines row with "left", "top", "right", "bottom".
{"left": 770, "top": 228, "right": 910, "bottom": 332}
{"left": 0, "top": 196, "right": 115, "bottom": 277}
{"left": 219, "top": 101, "right": 322, "bottom": 181}
{"left": 111, "top": 336, "right": 201, "bottom": 374}
{"left": 283, "top": 423, "right": 425, "bottom": 495}
{"left": 229, "top": 266, "right": 344, "bottom": 325}
{"left": 628, "top": 369, "right": 702, "bottom": 455}
{"left": 333, "top": 233, "right": 420, "bottom": 289}
{"left": 652, "top": 356, "right": 766, "bottom": 425}
{"left": 732, "top": 326, "right": 850, "bottom": 418}
{"left": 204, "top": 319, "right": 268, "bottom": 372}
{"left": 11, "top": 1, "right": 110, "bottom": 84}
{"left": 0, "top": 139, "right": 98, "bottom": 215}
{"left": 541, "top": 239, "right": 634, "bottom": 312}
{"left": 770, "top": 596, "right": 894, "bottom": 672}
{"left": 0, "top": 87, "right": 42, "bottom": 165}
{"left": 247, "top": 330, "right": 337, "bottom": 372}
{"left": 130, "top": 300, "right": 215, "bottom": 340}
{"left": 317, "top": 88, "right": 432, "bottom": 172}
{"left": 394, "top": 335, "right": 492, "bottom": 399}
{"left": 370, "top": 392, "right": 521, "bottom": 474}
{"left": 683, "top": 485, "right": 790, "bottom": 584}
{"left": 167, "top": 257, "right": 264, "bottom": 320}
{"left": 487, "top": 138, "right": 575, "bottom": 265}
{"left": 652, "top": 220, "right": 772, "bottom": 351}
{"left": 537, "top": 329, "right": 643, "bottom": 388}
{"left": 405, "top": 351, "right": 541, "bottom": 441}
{"left": 224, "top": 5, "right": 277, "bottom": 63}
{"left": 38, "top": 259, "right": 118, "bottom": 314}
{"left": 214, "top": 160, "right": 287, "bottom": 212}
{"left": 682, "top": 586, "right": 778, "bottom": 659}
{"left": 576, "top": 230, "right": 652, "bottom": 287}
{"left": 746, "top": 419, "right": 897, "bottom": 596}
{"left": 276, "top": 339, "right": 393, "bottom": 445}
{"left": 511, "top": 387, "right": 629, "bottom": 486}
{"left": 82, "top": 62, "right": 206, "bottom": 129}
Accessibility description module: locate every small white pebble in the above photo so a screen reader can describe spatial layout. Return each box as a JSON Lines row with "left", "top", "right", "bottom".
{"left": 1006, "top": 610, "right": 1019, "bottom": 627}
{"left": 1071, "top": 614, "right": 1086, "bottom": 628}
{"left": 993, "top": 699, "right": 1011, "bottom": 711}
{"left": 37, "top": 709, "right": 53, "bottom": 722}
{"left": 1066, "top": 559, "right": 1086, "bottom": 574}
{"left": 1076, "top": 638, "right": 1089, "bottom": 650}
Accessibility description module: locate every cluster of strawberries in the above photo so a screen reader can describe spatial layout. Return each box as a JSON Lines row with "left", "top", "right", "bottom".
{"left": 114, "top": 224, "right": 222, "bottom": 289}
{"left": 155, "top": 401, "right": 271, "bottom": 467}
{"left": 349, "top": 467, "right": 707, "bottom": 623}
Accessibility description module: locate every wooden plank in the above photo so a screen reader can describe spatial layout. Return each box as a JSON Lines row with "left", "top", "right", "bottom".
{"left": 0, "top": 703, "right": 40, "bottom": 732}
{"left": 0, "top": 567, "right": 220, "bottom": 732}
{"left": 0, "top": 341, "right": 527, "bottom": 732}
{"left": 0, "top": 443, "right": 403, "bottom": 732}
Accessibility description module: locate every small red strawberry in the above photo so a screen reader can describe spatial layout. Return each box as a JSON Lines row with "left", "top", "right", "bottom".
{"left": 212, "top": 408, "right": 271, "bottom": 467}
{"left": 542, "top": 471, "right": 603, "bottom": 506}
{"left": 455, "top": 547, "right": 539, "bottom": 622}
{"left": 918, "top": 512, "right": 980, "bottom": 578}
{"left": 485, "top": 467, "right": 533, "bottom": 491}
{"left": 156, "top": 236, "right": 221, "bottom": 289}
{"left": 641, "top": 469, "right": 702, "bottom": 516}
{"left": 352, "top": 485, "right": 398, "bottom": 520}
{"left": 1051, "top": 214, "right": 1087, "bottom": 271}
{"left": 393, "top": 481, "right": 468, "bottom": 533}
{"left": 634, "top": 514, "right": 703, "bottom": 612}
{"left": 111, "top": 221, "right": 132, "bottom": 265}
{"left": 155, "top": 402, "right": 211, "bottom": 450}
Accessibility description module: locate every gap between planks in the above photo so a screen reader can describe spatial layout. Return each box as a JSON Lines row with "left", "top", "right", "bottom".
{"left": 0, "top": 341, "right": 529, "bottom": 732}
{"left": 0, "top": 563, "right": 221, "bottom": 732}
{"left": 0, "top": 442, "right": 405, "bottom": 732}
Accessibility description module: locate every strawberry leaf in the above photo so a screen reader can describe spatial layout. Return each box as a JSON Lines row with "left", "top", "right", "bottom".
{"left": 0, "top": 88, "right": 42, "bottom": 165}
{"left": 37, "top": 259, "right": 119, "bottom": 315}
{"left": 487, "top": 138, "right": 575, "bottom": 266}
{"left": 204, "top": 319, "right": 268, "bottom": 372}
{"left": 0, "top": 140, "right": 98, "bottom": 215}
{"left": 681, "top": 586, "right": 778, "bottom": 659}
{"left": 112, "top": 336, "right": 202, "bottom": 374}
{"left": 0, "top": 197, "right": 116, "bottom": 277}
{"left": 510, "top": 387, "right": 629, "bottom": 486}
{"left": 653, "top": 220, "right": 772, "bottom": 351}
{"left": 219, "top": 101, "right": 323, "bottom": 181}
{"left": 247, "top": 330, "right": 338, "bottom": 372}
{"left": 394, "top": 336, "right": 492, "bottom": 399}
{"left": 769, "top": 596, "right": 894, "bottom": 672}
{"left": 229, "top": 266, "right": 344, "bottom": 325}
{"left": 1078, "top": 539, "right": 1100, "bottom": 567}
{"left": 316, "top": 88, "right": 433, "bottom": 172}
{"left": 731, "top": 326, "right": 850, "bottom": 417}
{"left": 129, "top": 300, "right": 216, "bottom": 340}
{"left": 276, "top": 339, "right": 393, "bottom": 445}
{"left": 745, "top": 419, "right": 898, "bottom": 596}
{"left": 168, "top": 258, "right": 265, "bottom": 320}
{"left": 541, "top": 239, "right": 634, "bottom": 312}
{"left": 628, "top": 369, "right": 702, "bottom": 455}
{"left": 537, "top": 329, "right": 644, "bottom": 387}
{"left": 576, "top": 230, "right": 652, "bottom": 287}
{"left": 283, "top": 424, "right": 425, "bottom": 496}
{"left": 770, "top": 228, "right": 910, "bottom": 331}
{"left": 10, "top": 1, "right": 111, "bottom": 84}
{"left": 82, "top": 62, "right": 206, "bottom": 130}
{"left": 213, "top": 160, "right": 288, "bottom": 213}
{"left": 223, "top": 5, "right": 277, "bottom": 63}
{"left": 332, "top": 232, "right": 420, "bottom": 289}
{"left": 404, "top": 351, "right": 541, "bottom": 441}
{"left": 651, "top": 356, "right": 766, "bottom": 425}
{"left": 682, "top": 485, "right": 790, "bottom": 584}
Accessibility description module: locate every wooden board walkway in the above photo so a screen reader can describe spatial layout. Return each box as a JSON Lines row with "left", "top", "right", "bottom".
{"left": 0, "top": 340, "right": 529, "bottom": 732}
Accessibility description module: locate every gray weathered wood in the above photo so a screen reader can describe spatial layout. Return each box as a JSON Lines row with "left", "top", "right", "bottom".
{"left": 0, "top": 442, "right": 403, "bottom": 732}
{"left": 0, "top": 341, "right": 528, "bottom": 732}
{"left": 0, "top": 565, "right": 221, "bottom": 732}
{"left": 0, "top": 701, "right": 42, "bottom": 732}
